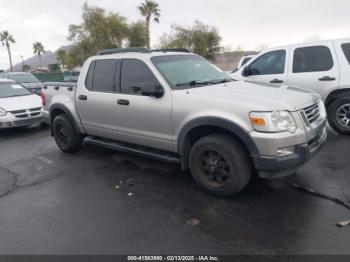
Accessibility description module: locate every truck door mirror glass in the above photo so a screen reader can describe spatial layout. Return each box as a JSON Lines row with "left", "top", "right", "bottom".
{"left": 141, "top": 83, "right": 164, "bottom": 98}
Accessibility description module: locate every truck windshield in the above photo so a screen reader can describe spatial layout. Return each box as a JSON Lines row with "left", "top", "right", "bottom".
{"left": 0, "top": 83, "right": 32, "bottom": 98}
{"left": 151, "top": 54, "right": 232, "bottom": 89}
{"left": 7, "top": 73, "right": 40, "bottom": 83}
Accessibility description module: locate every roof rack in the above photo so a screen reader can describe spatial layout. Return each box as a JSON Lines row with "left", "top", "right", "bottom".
{"left": 151, "top": 48, "right": 190, "bottom": 53}
{"left": 96, "top": 47, "right": 150, "bottom": 55}
{"left": 96, "top": 47, "right": 190, "bottom": 56}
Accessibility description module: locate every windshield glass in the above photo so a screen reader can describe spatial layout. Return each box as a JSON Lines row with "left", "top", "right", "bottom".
{"left": 0, "top": 83, "right": 32, "bottom": 98}
{"left": 151, "top": 54, "right": 231, "bottom": 89}
{"left": 7, "top": 73, "right": 40, "bottom": 83}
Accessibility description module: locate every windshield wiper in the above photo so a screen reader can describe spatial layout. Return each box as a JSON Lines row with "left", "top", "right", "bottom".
{"left": 176, "top": 80, "right": 211, "bottom": 87}
{"left": 208, "top": 78, "right": 234, "bottom": 84}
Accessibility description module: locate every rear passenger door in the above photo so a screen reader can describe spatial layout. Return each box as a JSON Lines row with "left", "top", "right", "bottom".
{"left": 244, "top": 49, "right": 288, "bottom": 85}
{"left": 287, "top": 43, "right": 340, "bottom": 100}
{"left": 115, "top": 59, "right": 173, "bottom": 152}
{"left": 76, "top": 59, "right": 120, "bottom": 140}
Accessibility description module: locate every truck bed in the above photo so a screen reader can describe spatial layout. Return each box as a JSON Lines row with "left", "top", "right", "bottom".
{"left": 42, "top": 82, "right": 77, "bottom": 123}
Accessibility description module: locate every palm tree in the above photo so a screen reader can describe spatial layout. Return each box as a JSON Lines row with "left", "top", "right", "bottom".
{"left": 138, "top": 0, "right": 160, "bottom": 48}
{"left": 57, "top": 49, "right": 66, "bottom": 69}
{"left": 33, "top": 42, "right": 46, "bottom": 69}
{"left": 0, "top": 31, "right": 15, "bottom": 72}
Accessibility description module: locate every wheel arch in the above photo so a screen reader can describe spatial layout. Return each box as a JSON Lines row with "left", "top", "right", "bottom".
{"left": 325, "top": 89, "right": 350, "bottom": 109}
{"left": 177, "top": 117, "right": 260, "bottom": 170}
{"left": 49, "top": 104, "right": 82, "bottom": 136}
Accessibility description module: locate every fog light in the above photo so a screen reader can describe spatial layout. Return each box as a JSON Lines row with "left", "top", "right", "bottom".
{"left": 277, "top": 146, "right": 295, "bottom": 156}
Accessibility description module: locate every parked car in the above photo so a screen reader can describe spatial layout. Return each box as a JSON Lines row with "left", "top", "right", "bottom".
{"left": 230, "top": 38, "right": 350, "bottom": 135}
{"left": 42, "top": 48, "right": 327, "bottom": 197}
{"left": 0, "top": 72, "right": 45, "bottom": 95}
{"left": 0, "top": 78, "right": 43, "bottom": 129}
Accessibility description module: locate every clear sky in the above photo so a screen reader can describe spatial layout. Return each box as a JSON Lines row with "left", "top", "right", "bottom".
{"left": 0, "top": 0, "right": 349, "bottom": 69}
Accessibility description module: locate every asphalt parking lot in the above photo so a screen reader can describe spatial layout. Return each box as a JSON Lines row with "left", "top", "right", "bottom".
{"left": 0, "top": 126, "right": 349, "bottom": 255}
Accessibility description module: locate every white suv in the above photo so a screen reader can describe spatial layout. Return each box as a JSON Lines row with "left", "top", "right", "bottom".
{"left": 231, "top": 38, "right": 350, "bottom": 134}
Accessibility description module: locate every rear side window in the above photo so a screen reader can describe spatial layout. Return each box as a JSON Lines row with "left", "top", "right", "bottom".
{"left": 121, "top": 59, "right": 159, "bottom": 95}
{"left": 241, "top": 57, "right": 252, "bottom": 67}
{"left": 293, "top": 46, "right": 333, "bottom": 73}
{"left": 92, "top": 60, "right": 117, "bottom": 92}
{"left": 85, "top": 62, "right": 95, "bottom": 90}
{"left": 248, "top": 50, "right": 286, "bottom": 75}
{"left": 85, "top": 60, "right": 118, "bottom": 92}
{"left": 341, "top": 43, "right": 350, "bottom": 64}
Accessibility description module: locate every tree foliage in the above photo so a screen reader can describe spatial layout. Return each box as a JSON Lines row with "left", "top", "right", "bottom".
{"left": 56, "top": 49, "right": 67, "bottom": 69}
{"left": 22, "top": 64, "right": 31, "bottom": 72}
{"left": 66, "top": 3, "right": 133, "bottom": 68}
{"left": 158, "top": 21, "right": 222, "bottom": 59}
{"left": 128, "top": 21, "right": 148, "bottom": 47}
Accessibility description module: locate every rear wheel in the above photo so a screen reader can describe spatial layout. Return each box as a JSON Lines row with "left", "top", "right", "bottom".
{"left": 189, "top": 134, "right": 252, "bottom": 197}
{"left": 53, "top": 115, "right": 83, "bottom": 153}
{"left": 328, "top": 96, "right": 350, "bottom": 135}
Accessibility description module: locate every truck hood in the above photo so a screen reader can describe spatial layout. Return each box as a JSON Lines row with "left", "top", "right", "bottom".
{"left": 182, "top": 81, "right": 320, "bottom": 111}
{"left": 0, "top": 94, "right": 42, "bottom": 111}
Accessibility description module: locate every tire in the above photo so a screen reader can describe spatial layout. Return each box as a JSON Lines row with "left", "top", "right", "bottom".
{"left": 189, "top": 134, "right": 252, "bottom": 197}
{"left": 327, "top": 96, "right": 350, "bottom": 135}
{"left": 52, "top": 115, "right": 83, "bottom": 153}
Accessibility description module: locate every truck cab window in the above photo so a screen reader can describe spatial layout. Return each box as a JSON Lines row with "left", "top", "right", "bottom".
{"left": 293, "top": 46, "right": 333, "bottom": 73}
{"left": 341, "top": 43, "right": 350, "bottom": 64}
{"left": 121, "top": 59, "right": 159, "bottom": 95}
{"left": 86, "top": 60, "right": 117, "bottom": 92}
{"left": 248, "top": 50, "right": 286, "bottom": 75}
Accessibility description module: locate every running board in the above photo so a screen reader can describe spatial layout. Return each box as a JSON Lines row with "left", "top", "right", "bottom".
{"left": 85, "top": 137, "right": 181, "bottom": 164}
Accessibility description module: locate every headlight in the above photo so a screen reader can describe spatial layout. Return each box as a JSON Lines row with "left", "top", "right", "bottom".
{"left": 250, "top": 111, "right": 297, "bottom": 133}
{"left": 0, "top": 108, "right": 7, "bottom": 117}
{"left": 318, "top": 100, "right": 326, "bottom": 118}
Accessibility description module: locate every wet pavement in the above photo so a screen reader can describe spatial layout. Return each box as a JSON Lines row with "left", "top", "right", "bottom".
{"left": 0, "top": 126, "right": 349, "bottom": 255}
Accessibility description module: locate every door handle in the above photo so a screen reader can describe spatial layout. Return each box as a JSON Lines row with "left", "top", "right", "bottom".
{"left": 117, "top": 99, "right": 130, "bottom": 106}
{"left": 270, "top": 79, "right": 284, "bottom": 84}
{"left": 319, "top": 76, "right": 336, "bottom": 81}
{"left": 78, "top": 95, "right": 88, "bottom": 101}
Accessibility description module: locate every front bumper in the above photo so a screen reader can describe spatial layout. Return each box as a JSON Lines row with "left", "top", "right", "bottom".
{"left": 42, "top": 110, "right": 50, "bottom": 124}
{"left": 251, "top": 123, "right": 327, "bottom": 179}
{"left": 0, "top": 115, "right": 43, "bottom": 129}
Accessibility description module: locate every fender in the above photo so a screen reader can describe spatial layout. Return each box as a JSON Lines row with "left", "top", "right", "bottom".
{"left": 49, "top": 103, "right": 82, "bottom": 135}
{"left": 177, "top": 117, "right": 260, "bottom": 169}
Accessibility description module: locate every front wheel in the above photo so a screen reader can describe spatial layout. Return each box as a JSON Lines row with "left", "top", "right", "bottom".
{"left": 328, "top": 96, "right": 350, "bottom": 135}
{"left": 53, "top": 115, "right": 83, "bottom": 153}
{"left": 189, "top": 134, "right": 252, "bottom": 197}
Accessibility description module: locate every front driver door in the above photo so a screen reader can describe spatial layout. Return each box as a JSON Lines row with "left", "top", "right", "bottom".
{"left": 115, "top": 59, "right": 173, "bottom": 152}
{"left": 244, "top": 49, "right": 288, "bottom": 85}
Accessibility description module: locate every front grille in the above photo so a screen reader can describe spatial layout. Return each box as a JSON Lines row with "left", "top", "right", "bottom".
{"left": 10, "top": 109, "right": 26, "bottom": 114}
{"left": 30, "top": 107, "right": 42, "bottom": 112}
{"left": 10, "top": 107, "right": 43, "bottom": 119}
{"left": 302, "top": 103, "right": 320, "bottom": 125}
{"left": 14, "top": 117, "right": 42, "bottom": 126}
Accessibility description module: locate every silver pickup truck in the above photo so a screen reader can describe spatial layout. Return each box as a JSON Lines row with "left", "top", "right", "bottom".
{"left": 42, "top": 48, "right": 327, "bottom": 197}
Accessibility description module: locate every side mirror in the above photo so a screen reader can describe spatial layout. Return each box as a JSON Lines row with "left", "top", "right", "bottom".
{"left": 242, "top": 66, "right": 251, "bottom": 77}
{"left": 141, "top": 82, "right": 164, "bottom": 98}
